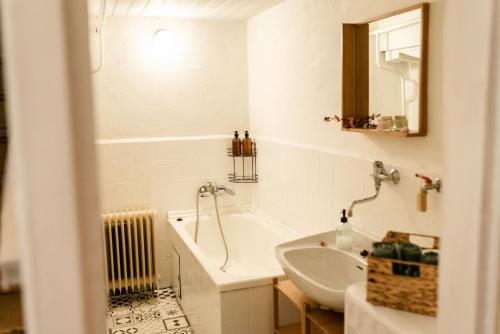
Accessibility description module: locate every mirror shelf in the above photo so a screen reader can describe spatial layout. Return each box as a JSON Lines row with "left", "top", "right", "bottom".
{"left": 341, "top": 3, "right": 429, "bottom": 137}
{"left": 343, "top": 128, "right": 423, "bottom": 137}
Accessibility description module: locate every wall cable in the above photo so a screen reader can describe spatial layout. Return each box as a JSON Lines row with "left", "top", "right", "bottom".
{"left": 91, "top": 0, "right": 107, "bottom": 74}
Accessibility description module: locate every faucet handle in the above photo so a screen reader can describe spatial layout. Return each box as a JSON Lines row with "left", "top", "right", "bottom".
{"left": 389, "top": 168, "right": 401, "bottom": 184}
{"left": 415, "top": 173, "right": 433, "bottom": 185}
{"left": 372, "top": 161, "right": 400, "bottom": 185}
{"left": 198, "top": 185, "right": 210, "bottom": 197}
{"left": 416, "top": 174, "right": 442, "bottom": 192}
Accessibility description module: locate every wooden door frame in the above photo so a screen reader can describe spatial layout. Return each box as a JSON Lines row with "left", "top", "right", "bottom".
{"left": 1, "top": 0, "right": 498, "bottom": 333}
{"left": 439, "top": 0, "right": 499, "bottom": 333}
{"left": 475, "top": 0, "right": 500, "bottom": 331}
{"left": 1, "top": 0, "right": 105, "bottom": 333}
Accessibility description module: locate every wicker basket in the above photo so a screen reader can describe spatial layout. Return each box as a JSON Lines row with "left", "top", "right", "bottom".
{"left": 366, "top": 231, "right": 439, "bottom": 316}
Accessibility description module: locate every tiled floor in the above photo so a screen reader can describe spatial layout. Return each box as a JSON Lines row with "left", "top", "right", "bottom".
{"left": 106, "top": 288, "right": 193, "bottom": 334}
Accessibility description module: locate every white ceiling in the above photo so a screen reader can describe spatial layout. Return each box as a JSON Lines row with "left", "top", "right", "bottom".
{"left": 88, "top": 0, "right": 285, "bottom": 20}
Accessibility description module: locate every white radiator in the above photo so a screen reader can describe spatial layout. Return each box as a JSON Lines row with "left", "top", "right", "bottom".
{"left": 102, "top": 209, "right": 159, "bottom": 295}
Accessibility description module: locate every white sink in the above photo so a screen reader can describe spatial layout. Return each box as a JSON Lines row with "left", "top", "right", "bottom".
{"left": 275, "top": 230, "right": 372, "bottom": 311}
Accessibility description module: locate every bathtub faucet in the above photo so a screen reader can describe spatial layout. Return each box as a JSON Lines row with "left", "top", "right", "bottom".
{"left": 199, "top": 182, "right": 235, "bottom": 197}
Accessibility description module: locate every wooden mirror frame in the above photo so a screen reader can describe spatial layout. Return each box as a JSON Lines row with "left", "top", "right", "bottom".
{"left": 341, "top": 3, "right": 429, "bottom": 137}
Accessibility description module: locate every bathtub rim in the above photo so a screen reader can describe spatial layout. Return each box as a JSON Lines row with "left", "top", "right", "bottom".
{"left": 167, "top": 204, "right": 301, "bottom": 292}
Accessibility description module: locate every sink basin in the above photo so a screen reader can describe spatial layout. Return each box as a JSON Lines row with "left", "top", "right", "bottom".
{"left": 276, "top": 231, "right": 372, "bottom": 311}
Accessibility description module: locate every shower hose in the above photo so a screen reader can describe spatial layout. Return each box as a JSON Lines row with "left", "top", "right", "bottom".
{"left": 194, "top": 192, "right": 229, "bottom": 271}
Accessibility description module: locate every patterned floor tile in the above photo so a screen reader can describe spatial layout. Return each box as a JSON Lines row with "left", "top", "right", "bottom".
{"left": 166, "top": 329, "right": 193, "bottom": 334}
{"left": 107, "top": 289, "right": 192, "bottom": 334}
{"left": 158, "top": 290, "right": 176, "bottom": 300}
{"left": 154, "top": 308, "right": 182, "bottom": 320}
{"left": 110, "top": 295, "right": 133, "bottom": 308}
{"left": 110, "top": 306, "right": 134, "bottom": 317}
{"left": 112, "top": 315, "right": 135, "bottom": 327}
{"left": 163, "top": 316, "right": 189, "bottom": 331}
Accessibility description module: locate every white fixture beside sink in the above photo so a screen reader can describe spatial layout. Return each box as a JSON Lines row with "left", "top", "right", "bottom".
{"left": 275, "top": 230, "right": 373, "bottom": 311}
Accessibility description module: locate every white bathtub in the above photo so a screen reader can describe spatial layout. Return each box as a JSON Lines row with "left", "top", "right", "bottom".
{"left": 167, "top": 206, "right": 299, "bottom": 334}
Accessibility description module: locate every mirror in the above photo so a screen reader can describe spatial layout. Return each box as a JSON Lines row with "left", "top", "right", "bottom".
{"left": 342, "top": 4, "right": 429, "bottom": 137}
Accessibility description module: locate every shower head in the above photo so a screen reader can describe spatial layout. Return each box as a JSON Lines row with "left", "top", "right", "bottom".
{"left": 223, "top": 187, "right": 235, "bottom": 196}
{"left": 217, "top": 185, "right": 235, "bottom": 196}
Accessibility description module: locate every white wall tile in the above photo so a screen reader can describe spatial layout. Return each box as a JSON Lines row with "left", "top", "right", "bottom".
{"left": 98, "top": 163, "right": 115, "bottom": 184}
{"left": 221, "top": 289, "right": 250, "bottom": 320}
{"left": 100, "top": 184, "right": 115, "bottom": 207}
{"left": 97, "top": 139, "right": 252, "bottom": 212}
{"left": 133, "top": 142, "right": 161, "bottom": 162}
{"left": 112, "top": 163, "right": 136, "bottom": 183}
{"left": 97, "top": 138, "right": 253, "bottom": 289}
{"left": 111, "top": 143, "right": 137, "bottom": 163}
{"left": 134, "top": 161, "right": 162, "bottom": 182}
{"left": 249, "top": 285, "right": 273, "bottom": 316}
{"left": 251, "top": 140, "right": 443, "bottom": 239}
{"left": 96, "top": 144, "right": 116, "bottom": 164}
{"left": 110, "top": 183, "right": 136, "bottom": 206}
{"left": 222, "top": 317, "right": 249, "bottom": 334}
{"left": 249, "top": 313, "right": 273, "bottom": 334}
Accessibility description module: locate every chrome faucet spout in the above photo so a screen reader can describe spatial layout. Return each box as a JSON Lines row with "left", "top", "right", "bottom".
{"left": 347, "top": 161, "right": 400, "bottom": 218}
{"left": 347, "top": 186, "right": 380, "bottom": 217}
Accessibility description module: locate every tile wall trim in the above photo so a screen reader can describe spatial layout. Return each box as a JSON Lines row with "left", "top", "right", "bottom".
{"left": 256, "top": 136, "right": 443, "bottom": 174}
{"left": 96, "top": 134, "right": 233, "bottom": 145}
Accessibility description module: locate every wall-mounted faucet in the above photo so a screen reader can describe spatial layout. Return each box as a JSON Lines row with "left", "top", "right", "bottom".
{"left": 415, "top": 174, "right": 442, "bottom": 212}
{"left": 347, "top": 161, "right": 400, "bottom": 217}
{"left": 198, "top": 182, "right": 235, "bottom": 197}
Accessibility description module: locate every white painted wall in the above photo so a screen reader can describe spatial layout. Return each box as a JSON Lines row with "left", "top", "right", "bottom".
{"left": 92, "top": 17, "right": 249, "bottom": 139}
{"left": 247, "top": 0, "right": 444, "bottom": 239}
{"left": 92, "top": 17, "right": 252, "bottom": 287}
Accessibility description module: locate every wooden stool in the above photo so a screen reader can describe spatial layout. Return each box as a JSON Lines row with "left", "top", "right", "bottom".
{"left": 273, "top": 278, "right": 344, "bottom": 334}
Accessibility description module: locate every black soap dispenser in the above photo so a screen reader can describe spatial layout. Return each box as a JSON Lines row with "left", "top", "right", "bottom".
{"left": 336, "top": 209, "right": 353, "bottom": 250}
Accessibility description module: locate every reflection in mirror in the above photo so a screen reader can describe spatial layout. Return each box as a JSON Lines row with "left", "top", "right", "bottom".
{"left": 369, "top": 8, "right": 422, "bottom": 132}
{"left": 341, "top": 3, "right": 428, "bottom": 137}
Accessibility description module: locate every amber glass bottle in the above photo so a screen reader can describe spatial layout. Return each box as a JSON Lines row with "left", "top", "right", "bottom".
{"left": 242, "top": 131, "right": 253, "bottom": 156}
{"left": 232, "top": 131, "right": 242, "bottom": 156}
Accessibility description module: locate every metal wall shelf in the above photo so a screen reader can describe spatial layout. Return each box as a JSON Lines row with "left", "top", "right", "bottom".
{"left": 227, "top": 143, "right": 258, "bottom": 183}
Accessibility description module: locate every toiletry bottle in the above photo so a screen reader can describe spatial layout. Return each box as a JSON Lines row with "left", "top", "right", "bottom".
{"left": 242, "top": 130, "right": 253, "bottom": 156}
{"left": 232, "top": 131, "right": 242, "bottom": 156}
{"left": 336, "top": 209, "right": 353, "bottom": 250}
